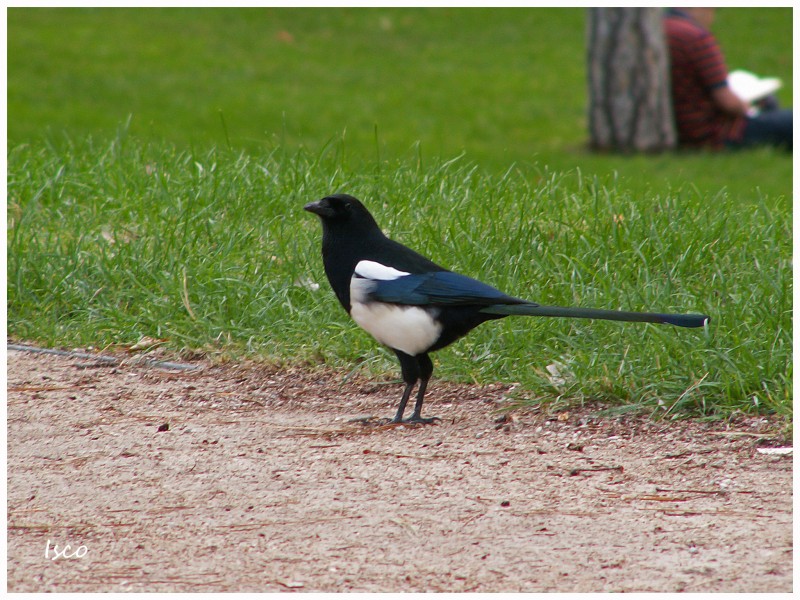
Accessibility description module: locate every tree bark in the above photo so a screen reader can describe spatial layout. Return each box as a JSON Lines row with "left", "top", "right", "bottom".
{"left": 587, "top": 8, "right": 676, "bottom": 153}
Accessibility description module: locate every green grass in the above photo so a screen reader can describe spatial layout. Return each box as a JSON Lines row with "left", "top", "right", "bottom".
{"left": 8, "top": 138, "right": 791, "bottom": 419}
{"left": 8, "top": 8, "right": 792, "bottom": 198}
{"left": 7, "top": 8, "right": 792, "bottom": 419}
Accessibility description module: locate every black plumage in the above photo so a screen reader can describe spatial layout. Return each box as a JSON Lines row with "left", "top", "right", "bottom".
{"left": 304, "top": 193, "right": 709, "bottom": 424}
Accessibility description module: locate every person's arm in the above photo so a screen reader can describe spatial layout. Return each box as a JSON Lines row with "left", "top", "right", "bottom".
{"left": 711, "top": 85, "right": 750, "bottom": 116}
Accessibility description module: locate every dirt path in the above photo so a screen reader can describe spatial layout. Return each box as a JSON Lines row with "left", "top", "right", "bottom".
{"left": 7, "top": 347, "right": 792, "bottom": 592}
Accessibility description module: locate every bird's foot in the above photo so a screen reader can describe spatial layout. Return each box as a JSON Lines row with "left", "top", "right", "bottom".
{"left": 395, "top": 415, "right": 441, "bottom": 426}
{"left": 349, "top": 415, "right": 440, "bottom": 427}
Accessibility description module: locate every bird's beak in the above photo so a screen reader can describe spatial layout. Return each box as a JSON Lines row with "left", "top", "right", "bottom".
{"left": 303, "top": 200, "right": 331, "bottom": 217}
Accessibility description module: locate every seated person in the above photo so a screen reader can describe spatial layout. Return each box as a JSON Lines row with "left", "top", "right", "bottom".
{"left": 664, "top": 8, "right": 792, "bottom": 152}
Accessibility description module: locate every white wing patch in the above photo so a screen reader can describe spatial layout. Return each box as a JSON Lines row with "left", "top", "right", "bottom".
{"left": 354, "top": 260, "right": 408, "bottom": 281}
{"left": 349, "top": 260, "right": 441, "bottom": 356}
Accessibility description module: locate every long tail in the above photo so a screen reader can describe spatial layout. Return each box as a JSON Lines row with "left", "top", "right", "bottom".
{"left": 482, "top": 303, "right": 710, "bottom": 328}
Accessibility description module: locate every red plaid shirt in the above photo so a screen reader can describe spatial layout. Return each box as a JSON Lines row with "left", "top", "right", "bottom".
{"left": 664, "top": 9, "right": 746, "bottom": 148}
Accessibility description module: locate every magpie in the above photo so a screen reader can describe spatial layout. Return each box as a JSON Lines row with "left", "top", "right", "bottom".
{"left": 304, "top": 193, "right": 709, "bottom": 425}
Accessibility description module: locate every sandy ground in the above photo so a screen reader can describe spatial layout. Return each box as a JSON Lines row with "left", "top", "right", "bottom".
{"left": 7, "top": 346, "right": 792, "bottom": 592}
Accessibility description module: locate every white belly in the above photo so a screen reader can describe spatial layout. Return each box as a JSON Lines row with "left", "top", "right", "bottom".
{"left": 350, "top": 300, "right": 441, "bottom": 356}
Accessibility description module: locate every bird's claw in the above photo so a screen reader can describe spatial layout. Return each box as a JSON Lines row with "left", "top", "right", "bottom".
{"left": 396, "top": 415, "right": 441, "bottom": 426}
{"left": 349, "top": 415, "right": 440, "bottom": 427}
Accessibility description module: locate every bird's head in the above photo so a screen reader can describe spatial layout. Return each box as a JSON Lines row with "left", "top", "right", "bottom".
{"left": 304, "top": 194, "right": 380, "bottom": 232}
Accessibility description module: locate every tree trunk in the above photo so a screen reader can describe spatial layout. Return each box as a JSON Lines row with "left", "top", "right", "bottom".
{"left": 587, "top": 8, "right": 676, "bottom": 153}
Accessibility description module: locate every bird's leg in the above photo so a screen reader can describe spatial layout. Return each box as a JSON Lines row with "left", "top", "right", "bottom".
{"left": 405, "top": 354, "right": 439, "bottom": 425}
{"left": 391, "top": 353, "right": 438, "bottom": 425}
{"left": 391, "top": 380, "right": 416, "bottom": 423}
{"left": 404, "top": 379, "right": 437, "bottom": 424}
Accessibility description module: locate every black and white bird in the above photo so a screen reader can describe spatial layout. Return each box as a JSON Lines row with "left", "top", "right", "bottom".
{"left": 304, "top": 194, "right": 709, "bottom": 424}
